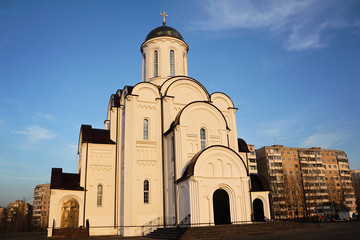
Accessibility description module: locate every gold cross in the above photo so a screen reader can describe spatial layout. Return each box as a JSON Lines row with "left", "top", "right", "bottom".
{"left": 160, "top": 11, "right": 168, "bottom": 26}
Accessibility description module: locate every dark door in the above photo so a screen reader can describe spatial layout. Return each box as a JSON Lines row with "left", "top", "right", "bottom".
{"left": 213, "top": 189, "right": 231, "bottom": 225}
{"left": 253, "top": 198, "right": 265, "bottom": 221}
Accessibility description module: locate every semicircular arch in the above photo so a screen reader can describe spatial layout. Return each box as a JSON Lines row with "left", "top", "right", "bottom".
{"left": 210, "top": 92, "right": 235, "bottom": 111}
{"left": 163, "top": 78, "right": 210, "bottom": 103}
{"left": 174, "top": 101, "right": 229, "bottom": 130}
{"left": 132, "top": 82, "right": 160, "bottom": 101}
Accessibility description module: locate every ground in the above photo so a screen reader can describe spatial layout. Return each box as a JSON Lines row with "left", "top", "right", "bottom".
{"left": 1, "top": 222, "right": 360, "bottom": 240}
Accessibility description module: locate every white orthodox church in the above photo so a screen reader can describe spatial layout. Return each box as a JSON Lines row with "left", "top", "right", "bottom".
{"left": 47, "top": 15, "right": 271, "bottom": 237}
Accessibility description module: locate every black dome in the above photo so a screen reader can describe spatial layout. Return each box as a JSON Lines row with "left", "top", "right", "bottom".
{"left": 145, "top": 25, "right": 184, "bottom": 42}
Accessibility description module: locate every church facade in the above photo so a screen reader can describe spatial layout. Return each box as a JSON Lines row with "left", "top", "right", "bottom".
{"left": 47, "top": 18, "right": 270, "bottom": 237}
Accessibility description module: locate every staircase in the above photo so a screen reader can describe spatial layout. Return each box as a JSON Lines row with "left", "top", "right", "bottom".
{"left": 181, "top": 222, "right": 311, "bottom": 240}
{"left": 52, "top": 228, "right": 89, "bottom": 238}
{"left": 146, "top": 227, "right": 187, "bottom": 240}
{"left": 146, "top": 214, "right": 190, "bottom": 240}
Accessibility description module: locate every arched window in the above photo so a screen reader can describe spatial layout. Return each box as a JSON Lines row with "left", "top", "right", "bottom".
{"left": 143, "top": 119, "right": 149, "bottom": 140}
{"left": 154, "top": 50, "right": 158, "bottom": 77}
{"left": 97, "top": 184, "right": 103, "bottom": 207}
{"left": 170, "top": 50, "right": 175, "bottom": 76}
{"left": 144, "top": 180, "right": 149, "bottom": 204}
{"left": 200, "top": 128, "right": 206, "bottom": 150}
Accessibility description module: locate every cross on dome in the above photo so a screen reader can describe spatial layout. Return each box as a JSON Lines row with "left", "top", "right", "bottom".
{"left": 160, "top": 11, "right": 168, "bottom": 26}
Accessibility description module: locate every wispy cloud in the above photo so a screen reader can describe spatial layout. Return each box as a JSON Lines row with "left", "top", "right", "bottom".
{"left": 0, "top": 175, "right": 46, "bottom": 181}
{"left": 12, "top": 125, "right": 56, "bottom": 144}
{"left": 36, "top": 113, "right": 56, "bottom": 122}
{"left": 194, "top": 0, "right": 358, "bottom": 51}
{"left": 301, "top": 132, "right": 346, "bottom": 149}
{"left": 68, "top": 144, "right": 78, "bottom": 151}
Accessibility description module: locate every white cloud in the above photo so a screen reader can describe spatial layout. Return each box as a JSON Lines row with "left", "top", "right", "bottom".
{"left": 194, "top": 0, "right": 358, "bottom": 51}
{"left": 36, "top": 113, "right": 56, "bottom": 122}
{"left": 12, "top": 125, "right": 56, "bottom": 144}
{"left": 301, "top": 132, "right": 346, "bottom": 149}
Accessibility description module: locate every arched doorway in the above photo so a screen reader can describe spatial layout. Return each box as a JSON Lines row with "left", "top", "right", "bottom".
{"left": 213, "top": 189, "right": 231, "bottom": 225}
{"left": 61, "top": 198, "right": 79, "bottom": 228}
{"left": 253, "top": 198, "right": 265, "bottom": 222}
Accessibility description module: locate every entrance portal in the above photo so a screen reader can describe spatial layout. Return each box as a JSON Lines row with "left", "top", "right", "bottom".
{"left": 61, "top": 198, "right": 79, "bottom": 228}
{"left": 213, "top": 189, "right": 231, "bottom": 225}
{"left": 253, "top": 198, "right": 265, "bottom": 221}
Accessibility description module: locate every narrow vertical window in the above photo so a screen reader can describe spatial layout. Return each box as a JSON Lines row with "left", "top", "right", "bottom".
{"left": 144, "top": 180, "right": 149, "bottom": 204}
{"left": 97, "top": 184, "right": 103, "bottom": 207}
{"left": 143, "top": 119, "right": 149, "bottom": 140}
{"left": 200, "top": 128, "right": 206, "bottom": 150}
{"left": 170, "top": 50, "right": 175, "bottom": 76}
{"left": 154, "top": 50, "right": 158, "bottom": 77}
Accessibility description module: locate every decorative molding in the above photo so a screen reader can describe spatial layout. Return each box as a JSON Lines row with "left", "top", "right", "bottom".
{"left": 136, "top": 160, "right": 157, "bottom": 166}
{"left": 137, "top": 104, "right": 157, "bottom": 110}
{"left": 136, "top": 140, "right": 157, "bottom": 146}
{"left": 89, "top": 166, "right": 112, "bottom": 171}
{"left": 142, "top": 37, "right": 188, "bottom": 49}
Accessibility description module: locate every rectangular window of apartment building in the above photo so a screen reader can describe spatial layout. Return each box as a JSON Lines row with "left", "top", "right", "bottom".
{"left": 329, "top": 165, "right": 331, "bottom": 168}
{"left": 295, "top": 164, "right": 298, "bottom": 168}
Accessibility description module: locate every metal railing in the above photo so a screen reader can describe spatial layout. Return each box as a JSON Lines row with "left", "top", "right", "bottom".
{"left": 177, "top": 214, "right": 191, "bottom": 230}
{"left": 141, "top": 217, "right": 163, "bottom": 236}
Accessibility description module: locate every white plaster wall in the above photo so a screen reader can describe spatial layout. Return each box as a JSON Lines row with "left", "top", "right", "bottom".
{"left": 180, "top": 176, "right": 252, "bottom": 226}
{"left": 177, "top": 147, "right": 251, "bottom": 226}
{"left": 120, "top": 87, "right": 163, "bottom": 236}
{"left": 211, "top": 93, "right": 238, "bottom": 150}
{"left": 85, "top": 143, "right": 116, "bottom": 235}
{"left": 251, "top": 192, "right": 271, "bottom": 221}
{"left": 141, "top": 37, "right": 188, "bottom": 85}
{"left": 47, "top": 190, "right": 84, "bottom": 237}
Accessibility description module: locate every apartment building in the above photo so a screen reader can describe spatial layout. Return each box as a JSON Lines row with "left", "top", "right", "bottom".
{"left": 247, "top": 144, "right": 258, "bottom": 174}
{"left": 0, "top": 207, "right": 6, "bottom": 232}
{"left": 32, "top": 183, "right": 51, "bottom": 231}
{"left": 351, "top": 170, "right": 360, "bottom": 213}
{"left": 6, "top": 200, "right": 32, "bottom": 232}
{"left": 256, "top": 145, "right": 356, "bottom": 219}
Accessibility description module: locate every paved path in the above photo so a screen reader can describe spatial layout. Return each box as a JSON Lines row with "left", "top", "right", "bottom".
{"left": 1, "top": 222, "right": 360, "bottom": 240}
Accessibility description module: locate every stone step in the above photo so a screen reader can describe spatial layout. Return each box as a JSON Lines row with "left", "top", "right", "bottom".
{"left": 147, "top": 227, "right": 187, "bottom": 240}
{"left": 52, "top": 228, "right": 89, "bottom": 238}
{"left": 181, "top": 222, "right": 310, "bottom": 240}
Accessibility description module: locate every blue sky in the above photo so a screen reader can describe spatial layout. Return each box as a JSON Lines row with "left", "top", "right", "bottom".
{"left": 1, "top": 0, "right": 359, "bottom": 207}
